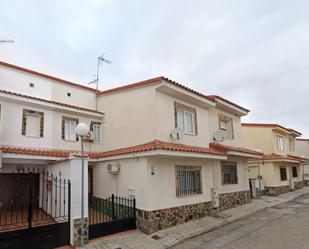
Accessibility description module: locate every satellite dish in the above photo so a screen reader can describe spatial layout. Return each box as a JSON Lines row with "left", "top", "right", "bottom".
{"left": 213, "top": 129, "right": 226, "bottom": 142}
{"left": 170, "top": 128, "right": 185, "bottom": 140}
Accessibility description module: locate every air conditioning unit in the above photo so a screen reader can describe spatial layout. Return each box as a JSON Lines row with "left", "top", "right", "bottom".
{"left": 211, "top": 188, "right": 219, "bottom": 208}
{"left": 107, "top": 162, "right": 120, "bottom": 175}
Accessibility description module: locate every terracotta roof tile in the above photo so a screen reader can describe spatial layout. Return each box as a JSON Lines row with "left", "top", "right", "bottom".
{"left": 248, "top": 153, "right": 305, "bottom": 162}
{"left": 241, "top": 123, "right": 302, "bottom": 136}
{"left": 1, "top": 141, "right": 226, "bottom": 160}
{"left": 209, "top": 143, "right": 263, "bottom": 157}
{"left": 207, "top": 95, "right": 249, "bottom": 112}
{"left": 0, "top": 146, "right": 71, "bottom": 158}
{"left": 0, "top": 89, "right": 104, "bottom": 115}
{"left": 89, "top": 140, "right": 227, "bottom": 159}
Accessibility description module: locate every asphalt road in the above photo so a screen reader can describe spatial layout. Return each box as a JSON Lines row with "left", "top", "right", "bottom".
{"left": 173, "top": 193, "right": 309, "bottom": 249}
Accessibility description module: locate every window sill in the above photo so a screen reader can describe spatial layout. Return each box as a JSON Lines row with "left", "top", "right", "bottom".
{"left": 176, "top": 192, "right": 203, "bottom": 199}
{"left": 184, "top": 132, "right": 196, "bottom": 136}
{"left": 63, "top": 139, "right": 77, "bottom": 143}
{"left": 25, "top": 135, "right": 41, "bottom": 138}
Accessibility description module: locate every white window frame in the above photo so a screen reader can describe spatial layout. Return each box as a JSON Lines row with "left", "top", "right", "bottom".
{"left": 25, "top": 114, "right": 41, "bottom": 138}
{"left": 64, "top": 120, "right": 77, "bottom": 141}
{"left": 93, "top": 124, "right": 101, "bottom": 144}
{"left": 277, "top": 136, "right": 284, "bottom": 151}
{"left": 176, "top": 107, "right": 195, "bottom": 135}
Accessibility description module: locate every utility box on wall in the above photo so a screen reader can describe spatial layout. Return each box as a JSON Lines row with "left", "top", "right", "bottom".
{"left": 211, "top": 187, "right": 219, "bottom": 208}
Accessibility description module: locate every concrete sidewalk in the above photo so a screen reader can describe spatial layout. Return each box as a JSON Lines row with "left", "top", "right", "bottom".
{"left": 84, "top": 187, "right": 309, "bottom": 249}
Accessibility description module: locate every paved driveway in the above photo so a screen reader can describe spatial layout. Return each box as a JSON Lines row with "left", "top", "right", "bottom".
{"left": 173, "top": 193, "right": 309, "bottom": 249}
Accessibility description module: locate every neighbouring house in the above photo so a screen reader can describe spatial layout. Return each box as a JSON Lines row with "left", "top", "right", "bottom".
{"left": 296, "top": 138, "right": 309, "bottom": 186}
{"left": 242, "top": 123, "right": 308, "bottom": 196}
{"left": 91, "top": 77, "right": 263, "bottom": 234}
{"left": 0, "top": 60, "right": 262, "bottom": 247}
{"left": 0, "top": 61, "right": 104, "bottom": 247}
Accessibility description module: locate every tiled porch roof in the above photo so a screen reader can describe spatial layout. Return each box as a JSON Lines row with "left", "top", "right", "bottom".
{"left": 209, "top": 143, "right": 264, "bottom": 157}
{"left": 248, "top": 153, "right": 305, "bottom": 163}
{"left": 1, "top": 140, "right": 226, "bottom": 160}
{"left": 287, "top": 154, "right": 309, "bottom": 163}
{"left": 0, "top": 146, "right": 71, "bottom": 158}
{"left": 90, "top": 140, "right": 226, "bottom": 159}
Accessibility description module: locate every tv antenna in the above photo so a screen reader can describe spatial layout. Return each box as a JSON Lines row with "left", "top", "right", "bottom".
{"left": 88, "top": 55, "right": 112, "bottom": 91}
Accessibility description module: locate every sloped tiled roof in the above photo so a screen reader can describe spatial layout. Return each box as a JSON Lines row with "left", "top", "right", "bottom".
{"left": 0, "top": 89, "right": 104, "bottom": 115}
{"left": 207, "top": 95, "right": 250, "bottom": 112}
{"left": 209, "top": 143, "right": 263, "bottom": 157}
{"left": 241, "top": 123, "right": 301, "bottom": 136}
{"left": 1, "top": 140, "right": 226, "bottom": 160}
{"left": 90, "top": 140, "right": 226, "bottom": 159}
{"left": 248, "top": 153, "right": 304, "bottom": 162}
{"left": 0, "top": 146, "right": 71, "bottom": 158}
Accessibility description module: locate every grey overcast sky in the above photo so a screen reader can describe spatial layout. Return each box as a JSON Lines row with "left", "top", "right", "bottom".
{"left": 1, "top": 0, "right": 308, "bottom": 137}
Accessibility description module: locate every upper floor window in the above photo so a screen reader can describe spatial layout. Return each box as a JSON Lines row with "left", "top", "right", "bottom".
{"left": 175, "top": 166, "right": 202, "bottom": 197}
{"left": 277, "top": 136, "right": 284, "bottom": 151}
{"left": 221, "top": 161, "right": 238, "bottom": 184}
{"left": 22, "top": 109, "right": 44, "bottom": 138}
{"left": 218, "top": 114, "right": 234, "bottom": 140}
{"left": 280, "top": 166, "right": 287, "bottom": 181}
{"left": 292, "top": 166, "right": 298, "bottom": 178}
{"left": 289, "top": 138, "right": 295, "bottom": 151}
{"left": 62, "top": 116, "right": 79, "bottom": 142}
{"left": 90, "top": 121, "right": 101, "bottom": 143}
{"left": 174, "top": 102, "right": 197, "bottom": 135}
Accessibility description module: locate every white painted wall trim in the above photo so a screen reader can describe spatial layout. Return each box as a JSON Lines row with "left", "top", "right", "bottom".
{"left": 89, "top": 149, "right": 227, "bottom": 162}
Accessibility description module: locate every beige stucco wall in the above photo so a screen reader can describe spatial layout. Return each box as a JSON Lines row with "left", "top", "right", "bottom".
{"left": 242, "top": 126, "right": 298, "bottom": 156}
{"left": 212, "top": 156, "right": 249, "bottom": 193}
{"left": 154, "top": 91, "right": 211, "bottom": 147}
{"left": 248, "top": 161, "right": 301, "bottom": 187}
{"left": 242, "top": 126, "right": 273, "bottom": 154}
{"left": 208, "top": 108, "right": 243, "bottom": 147}
{"left": 92, "top": 156, "right": 249, "bottom": 211}
{"left": 97, "top": 85, "right": 157, "bottom": 151}
{"left": 296, "top": 140, "right": 309, "bottom": 157}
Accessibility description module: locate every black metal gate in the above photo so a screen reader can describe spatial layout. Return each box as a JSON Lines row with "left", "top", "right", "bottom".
{"left": 89, "top": 194, "right": 136, "bottom": 239}
{"left": 0, "top": 168, "right": 71, "bottom": 249}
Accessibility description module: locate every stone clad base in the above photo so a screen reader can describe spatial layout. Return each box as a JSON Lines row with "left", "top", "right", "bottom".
{"left": 266, "top": 185, "right": 290, "bottom": 196}
{"left": 136, "top": 190, "right": 251, "bottom": 234}
{"left": 73, "top": 217, "right": 89, "bottom": 247}
{"left": 218, "top": 190, "right": 251, "bottom": 211}
{"left": 295, "top": 181, "right": 304, "bottom": 190}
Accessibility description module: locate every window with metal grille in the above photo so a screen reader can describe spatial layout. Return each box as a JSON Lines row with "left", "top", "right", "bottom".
{"left": 292, "top": 166, "right": 298, "bottom": 178}
{"left": 175, "top": 166, "right": 202, "bottom": 197}
{"left": 221, "top": 162, "right": 238, "bottom": 184}
{"left": 280, "top": 166, "right": 287, "bottom": 181}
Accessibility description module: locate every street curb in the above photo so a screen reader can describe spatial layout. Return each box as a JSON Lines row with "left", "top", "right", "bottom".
{"left": 166, "top": 190, "right": 308, "bottom": 248}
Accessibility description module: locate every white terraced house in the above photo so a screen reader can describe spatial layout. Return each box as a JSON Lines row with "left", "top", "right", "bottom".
{"left": 0, "top": 61, "right": 262, "bottom": 247}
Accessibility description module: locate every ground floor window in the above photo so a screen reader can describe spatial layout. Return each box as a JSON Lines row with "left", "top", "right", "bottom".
{"left": 292, "top": 166, "right": 298, "bottom": 178}
{"left": 280, "top": 166, "right": 287, "bottom": 181}
{"left": 175, "top": 166, "right": 202, "bottom": 197}
{"left": 221, "top": 161, "right": 238, "bottom": 185}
